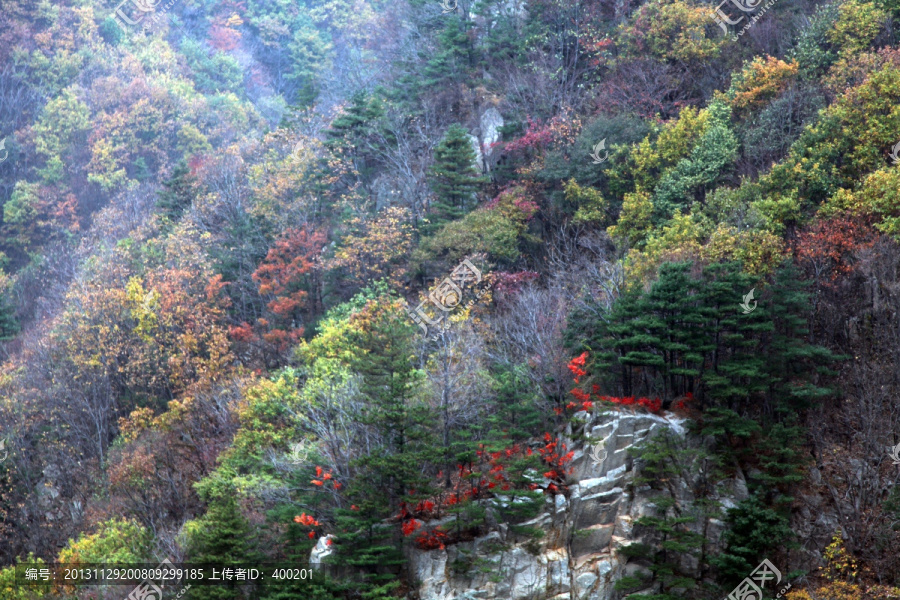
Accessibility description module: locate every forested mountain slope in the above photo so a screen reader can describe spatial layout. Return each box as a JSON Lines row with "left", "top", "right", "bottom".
{"left": 0, "top": 0, "right": 899, "bottom": 598}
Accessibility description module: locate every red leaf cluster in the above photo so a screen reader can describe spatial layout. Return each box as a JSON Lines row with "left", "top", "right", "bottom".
{"left": 310, "top": 466, "right": 341, "bottom": 490}
{"left": 294, "top": 513, "right": 320, "bottom": 527}
{"left": 415, "top": 527, "right": 449, "bottom": 550}
{"left": 795, "top": 214, "right": 877, "bottom": 283}
{"left": 567, "top": 352, "right": 588, "bottom": 383}
{"left": 402, "top": 519, "right": 422, "bottom": 536}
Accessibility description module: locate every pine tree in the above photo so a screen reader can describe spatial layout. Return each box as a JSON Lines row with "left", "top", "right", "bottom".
{"left": 763, "top": 262, "right": 840, "bottom": 414}
{"left": 332, "top": 298, "right": 437, "bottom": 588}
{"left": 696, "top": 262, "right": 772, "bottom": 410}
{"left": 157, "top": 161, "right": 198, "bottom": 222}
{"left": 597, "top": 262, "right": 706, "bottom": 400}
{"left": 421, "top": 18, "right": 475, "bottom": 91}
{"left": 186, "top": 481, "right": 256, "bottom": 600}
{"left": 0, "top": 283, "right": 19, "bottom": 342}
{"left": 324, "top": 91, "right": 387, "bottom": 182}
{"left": 425, "top": 124, "right": 486, "bottom": 235}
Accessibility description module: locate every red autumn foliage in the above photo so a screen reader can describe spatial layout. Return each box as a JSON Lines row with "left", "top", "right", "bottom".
{"left": 251, "top": 227, "right": 327, "bottom": 351}
{"left": 795, "top": 213, "right": 878, "bottom": 284}
{"left": 567, "top": 352, "right": 663, "bottom": 414}
{"left": 294, "top": 513, "right": 320, "bottom": 527}
{"left": 209, "top": 24, "right": 241, "bottom": 51}
{"left": 310, "top": 466, "right": 340, "bottom": 490}
{"left": 672, "top": 392, "right": 694, "bottom": 412}
{"left": 415, "top": 527, "right": 449, "bottom": 550}
{"left": 402, "top": 519, "right": 422, "bottom": 536}
{"left": 567, "top": 352, "right": 588, "bottom": 382}
{"left": 504, "top": 117, "right": 555, "bottom": 152}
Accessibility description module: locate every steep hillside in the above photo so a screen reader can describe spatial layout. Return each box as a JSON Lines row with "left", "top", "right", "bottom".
{"left": 0, "top": 0, "right": 899, "bottom": 598}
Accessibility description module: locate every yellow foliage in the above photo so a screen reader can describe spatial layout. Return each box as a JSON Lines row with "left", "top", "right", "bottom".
{"left": 815, "top": 581, "right": 864, "bottom": 600}
{"left": 703, "top": 224, "right": 786, "bottom": 276}
{"left": 329, "top": 206, "right": 414, "bottom": 290}
{"left": 630, "top": 107, "right": 710, "bottom": 191}
{"left": 827, "top": 0, "right": 887, "bottom": 57}
{"left": 608, "top": 189, "right": 653, "bottom": 246}
{"left": 617, "top": 0, "right": 725, "bottom": 65}
{"left": 624, "top": 210, "right": 703, "bottom": 286}
{"left": 565, "top": 179, "right": 608, "bottom": 224}
{"left": 823, "top": 530, "right": 858, "bottom": 581}
{"left": 126, "top": 277, "right": 160, "bottom": 342}
{"left": 822, "top": 168, "right": 900, "bottom": 238}
{"left": 730, "top": 56, "right": 799, "bottom": 113}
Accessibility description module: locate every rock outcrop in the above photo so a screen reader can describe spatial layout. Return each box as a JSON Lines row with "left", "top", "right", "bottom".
{"left": 407, "top": 409, "right": 750, "bottom": 600}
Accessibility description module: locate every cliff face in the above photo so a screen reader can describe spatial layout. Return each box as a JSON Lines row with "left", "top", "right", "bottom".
{"left": 407, "top": 410, "right": 750, "bottom": 600}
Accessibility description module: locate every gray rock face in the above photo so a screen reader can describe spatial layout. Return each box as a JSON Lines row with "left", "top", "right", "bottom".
{"left": 468, "top": 134, "right": 484, "bottom": 174}
{"left": 406, "top": 410, "right": 747, "bottom": 600}
{"left": 479, "top": 108, "right": 504, "bottom": 171}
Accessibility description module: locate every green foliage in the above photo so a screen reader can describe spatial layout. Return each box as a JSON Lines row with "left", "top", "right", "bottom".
{"left": 425, "top": 124, "right": 487, "bottom": 235}
{"left": 420, "top": 18, "right": 475, "bottom": 92}
{"left": 608, "top": 190, "right": 653, "bottom": 247}
{"left": 826, "top": 167, "right": 900, "bottom": 239}
{"left": 585, "top": 259, "right": 837, "bottom": 412}
{"left": 310, "top": 298, "right": 436, "bottom": 588}
{"left": 417, "top": 184, "right": 537, "bottom": 268}
{"left": 790, "top": 3, "right": 840, "bottom": 81}
{"left": 186, "top": 480, "right": 258, "bottom": 600}
{"left": 711, "top": 494, "right": 795, "bottom": 582}
{"left": 652, "top": 101, "right": 738, "bottom": 222}
{"left": 57, "top": 519, "right": 152, "bottom": 564}
{"left": 625, "top": 433, "right": 718, "bottom": 599}
{"left": 766, "top": 59, "right": 900, "bottom": 209}
{"left": 487, "top": 363, "right": 544, "bottom": 441}
{"left": 741, "top": 85, "right": 825, "bottom": 169}
{"left": 157, "top": 161, "right": 199, "bottom": 223}
{"left": 564, "top": 179, "right": 608, "bottom": 225}
{"left": 287, "top": 21, "right": 334, "bottom": 106}
{"left": 540, "top": 113, "right": 651, "bottom": 196}
{"left": 324, "top": 91, "right": 386, "bottom": 181}
{"left": 0, "top": 555, "right": 48, "bottom": 600}
{"left": 609, "top": 107, "right": 711, "bottom": 200}
{"left": 180, "top": 39, "right": 244, "bottom": 95}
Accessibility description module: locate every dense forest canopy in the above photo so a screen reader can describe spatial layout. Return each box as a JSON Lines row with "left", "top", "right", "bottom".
{"left": 0, "top": 0, "right": 899, "bottom": 598}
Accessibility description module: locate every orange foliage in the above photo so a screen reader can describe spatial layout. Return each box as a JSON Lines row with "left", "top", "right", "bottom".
{"left": 731, "top": 56, "right": 799, "bottom": 114}
{"left": 251, "top": 227, "right": 327, "bottom": 350}
{"left": 795, "top": 213, "right": 878, "bottom": 283}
